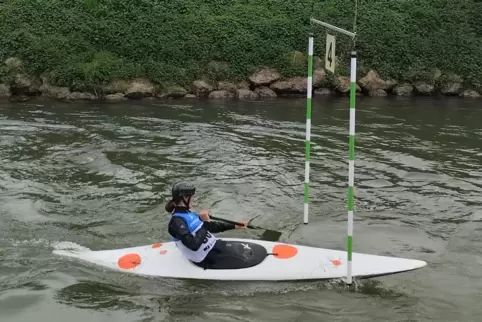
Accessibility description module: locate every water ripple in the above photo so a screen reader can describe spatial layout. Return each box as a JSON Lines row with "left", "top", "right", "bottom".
{"left": 0, "top": 98, "right": 481, "bottom": 321}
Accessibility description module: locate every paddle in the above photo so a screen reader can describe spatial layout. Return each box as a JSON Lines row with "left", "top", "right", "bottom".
{"left": 210, "top": 215, "right": 282, "bottom": 242}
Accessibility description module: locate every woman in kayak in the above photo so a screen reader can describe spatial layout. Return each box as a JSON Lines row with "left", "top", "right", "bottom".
{"left": 165, "top": 181, "right": 250, "bottom": 269}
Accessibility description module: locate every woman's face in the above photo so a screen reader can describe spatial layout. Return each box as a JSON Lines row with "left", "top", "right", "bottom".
{"left": 188, "top": 195, "right": 195, "bottom": 208}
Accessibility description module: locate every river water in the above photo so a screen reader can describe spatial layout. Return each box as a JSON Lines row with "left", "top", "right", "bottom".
{"left": 0, "top": 96, "right": 481, "bottom": 322}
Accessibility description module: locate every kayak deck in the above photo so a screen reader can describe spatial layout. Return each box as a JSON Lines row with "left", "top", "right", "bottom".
{"left": 53, "top": 238, "right": 427, "bottom": 281}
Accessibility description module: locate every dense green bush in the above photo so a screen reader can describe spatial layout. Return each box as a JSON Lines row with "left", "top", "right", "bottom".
{"left": 1, "top": 0, "right": 481, "bottom": 88}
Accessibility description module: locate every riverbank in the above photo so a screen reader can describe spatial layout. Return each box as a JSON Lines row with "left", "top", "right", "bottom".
{"left": 1, "top": 56, "right": 481, "bottom": 102}
{"left": 2, "top": 0, "right": 482, "bottom": 103}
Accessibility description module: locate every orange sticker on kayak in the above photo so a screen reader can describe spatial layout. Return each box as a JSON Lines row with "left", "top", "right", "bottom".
{"left": 152, "top": 243, "right": 163, "bottom": 248}
{"left": 272, "top": 244, "right": 298, "bottom": 259}
{"left": 331, "top": 259, "right": 342, "bottom": 266}
{"left": 118, "top": 253, "right": 142, "bottom": 269}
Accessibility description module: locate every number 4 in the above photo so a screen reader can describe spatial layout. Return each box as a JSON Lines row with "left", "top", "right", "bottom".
{"left": 325, "top": 33, "right": 336, "bottom": 73}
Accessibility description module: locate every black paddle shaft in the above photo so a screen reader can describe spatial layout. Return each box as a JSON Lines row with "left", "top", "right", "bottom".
{"left": 209, "top": 215, "right": 282, "bottom": 242}
{"left": 210, "top": 215, "right": 263, "bottom": 229}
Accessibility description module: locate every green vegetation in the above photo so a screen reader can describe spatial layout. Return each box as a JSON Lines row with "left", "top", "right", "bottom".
{"left": 1, "top": 0, "right": 482, "bottom": 89}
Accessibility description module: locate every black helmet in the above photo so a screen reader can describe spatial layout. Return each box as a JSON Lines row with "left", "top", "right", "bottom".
{"left": 171, "top": 181, "right": 196, "bottom": 201}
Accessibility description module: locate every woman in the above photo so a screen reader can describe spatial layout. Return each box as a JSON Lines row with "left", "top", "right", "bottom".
{"left": 165, "top": 181, "right": 249, "bottom": 269}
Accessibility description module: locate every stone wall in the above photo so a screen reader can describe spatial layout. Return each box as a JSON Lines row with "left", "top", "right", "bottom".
{"left": 1, "top": 58, "right": 480, "bottom": 102}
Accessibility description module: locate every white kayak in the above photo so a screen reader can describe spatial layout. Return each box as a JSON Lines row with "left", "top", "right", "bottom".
{"left": 53, "top": 238, "right": 427, "bottom": 281}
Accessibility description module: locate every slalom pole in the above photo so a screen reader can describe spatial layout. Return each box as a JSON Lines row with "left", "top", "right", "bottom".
{"left": 346, "top": 51, "right": 357, "bottom": 284}
{"left": 304, "top": 34, "right": 314, "bottom": 224}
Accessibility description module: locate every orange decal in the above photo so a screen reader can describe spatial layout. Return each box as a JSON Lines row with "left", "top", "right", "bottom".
{"left": 331, "top": 259, "right": 342, "bottom": 266}
{"left": 159, "top": 250, "right": 167, "bottom": 255}
{"left": 118, "top": 253, "right": 142, "bottom": 269}
{"left": 152, "top": 243, "right": 163, "bottom": 248}
{"left": 272, "top": 244, "right": 298, "bottom": 259}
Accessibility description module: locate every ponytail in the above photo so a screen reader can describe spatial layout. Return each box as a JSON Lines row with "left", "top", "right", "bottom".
{"left": 165, "top": 199, "right": 176, "bottom": 213}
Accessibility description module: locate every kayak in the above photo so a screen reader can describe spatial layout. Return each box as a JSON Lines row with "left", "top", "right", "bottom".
{"left": 52, "top": 238, "right": 427, "bottom": 281}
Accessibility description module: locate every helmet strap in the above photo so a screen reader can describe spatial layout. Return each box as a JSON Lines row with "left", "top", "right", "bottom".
{"left": 186, "top": 195, "right": 192, "bottom": 209}
{"left": 179, "top": 195, "right": 191, "bottom": 209}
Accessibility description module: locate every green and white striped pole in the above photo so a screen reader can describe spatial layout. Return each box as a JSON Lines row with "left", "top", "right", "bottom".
{"left": 346, "top": 51, "right": 357, "bottom": 284}
{"left": 304, "top": 35, "right": 314, "bottom": 224}
{"left": 309, "top": 16, "right": 357, "bottom": 285}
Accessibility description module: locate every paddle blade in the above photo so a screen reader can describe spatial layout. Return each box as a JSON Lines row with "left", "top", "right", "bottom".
{"left": 259, "top": 229, "right": 282, "bottom": 242}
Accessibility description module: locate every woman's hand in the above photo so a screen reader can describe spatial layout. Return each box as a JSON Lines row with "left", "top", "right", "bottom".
{"left": 235, "top": 220, "right": 248, "bottom": 229}
{"left": 199, "top": 209, "right": 210, "bottom": 221}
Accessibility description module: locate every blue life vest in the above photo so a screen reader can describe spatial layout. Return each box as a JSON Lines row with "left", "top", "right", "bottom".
{"left": 172, "top": 212, "right": 217, "bottom": 263}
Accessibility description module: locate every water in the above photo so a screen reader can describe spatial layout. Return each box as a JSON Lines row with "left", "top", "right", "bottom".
{"left": 0, "top": 96, "right": 481, "bottom": 322}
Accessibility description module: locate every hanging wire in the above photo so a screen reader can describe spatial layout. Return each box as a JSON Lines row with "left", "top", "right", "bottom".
{"left": 351, "top": 0, "right": 359, "bottom": 50}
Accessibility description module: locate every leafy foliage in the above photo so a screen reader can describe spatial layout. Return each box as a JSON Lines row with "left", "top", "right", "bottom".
{"left": 0, "top": 0, "right": 481, "bottom": 87}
